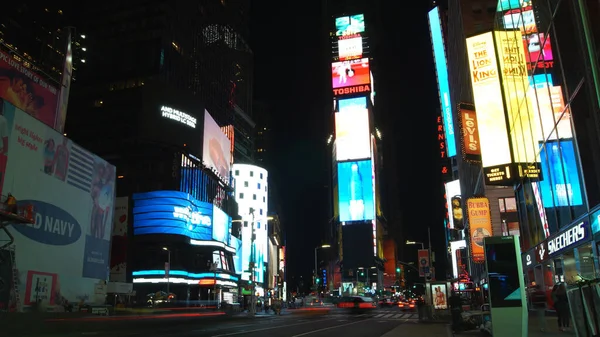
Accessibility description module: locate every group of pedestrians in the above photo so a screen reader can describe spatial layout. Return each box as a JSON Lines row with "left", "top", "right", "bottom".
{"left": 530, "top": 283, "right": 570, "bottom": 332}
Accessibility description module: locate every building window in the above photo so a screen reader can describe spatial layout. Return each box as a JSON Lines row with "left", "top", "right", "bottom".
{"left": 250, "top": 171, "right": 254, "bottom": 177}
{"left": 243, "top": 221, "right": 248, "bottom": 227}
{"left": 260, "top": 173, "right": 263, "bottom": 179}
{"left": 253, "top": 194, "right": 257, "bottom": 200}
{"left": 235, "top": 170, "right": 239, "bottom": 176}
{"left": 263, "top": 196, "right": 266, "bottom": 202}
{"left": 260, "top": 209, "right": 263, "bottom": 215}
{"left": 244, "top": 181, "right": 249, "bottom": 187}
{"left": 239, "top": 193, "right": 244, "bottom": 199}
{"left": 257, "top": 183, "right": 261, "bottom": 189}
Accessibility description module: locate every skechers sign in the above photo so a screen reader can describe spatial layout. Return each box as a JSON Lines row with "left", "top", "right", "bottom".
{"left": 12, "top": 200, "right": 82, "bottom": 245}
{"left": 548, "top": 221, "right": 589, "bottom": 256}
{"left": 133, "top": 191, "right": 214, "bottom": 241}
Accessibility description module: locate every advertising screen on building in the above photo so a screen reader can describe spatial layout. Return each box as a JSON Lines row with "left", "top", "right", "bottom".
{"left": 497, "top": 0, "right": 525, "bottom": 11}
{"left": 1, "top": 101, "right": 115, "bottom": 307}
{"left": 337, "top": 160, "right": 375, "bottom": 222}
{"left": 212, "top": 205, "right": 231, "bottom": 245}
{"left": 110, "top": 197, "right": 129, "bottom": 283}
{"left": 539, "top": 140, "right": 583, "bottom": 207}
{"left": 445, "top": 180, "right": 461, "bottom": 230}
{"left": 459, "top": 103, "right": 481, "bottom": 162}
{"left": 0, "top": 50, "right": 59, "bottom": 130}
{"left": 332, "top": 58, "right": 370, "bottom": 89}
{"left": 531, "top": 84, "right": 572, "bottom": 140}
{"left": 133, "top": 191, "right": 213, "bottom": 240}
{"left": 502, "top": 9, "right": 536, "bottom": 34}
{"left": 466, "top": 32, "right": 512, "bottom": 169}
{"left": 335, "top": 110, "right": 370, "bottom": 161}
{"left": 231, "top": 235, "right": 243, "bottom": 274}
{"left": 467, "top": 197, "right": 493, "bottom": 263}
{"left": 203, "top": 110, "right": 231, "bottom": 183}
{"left": 338, "top": 97, "right": 367, "bottom": 112}
{"left": 428, "top": 6, "right": 457, "bottom": 158}
{"left": 335, "top": 14, "right": 365, "bottom": 36}
{"left": 495, "top": 30, "right": 538, "bottom": 165}
{"left": 338, "top": 36, "right": 363, "bottom": 60}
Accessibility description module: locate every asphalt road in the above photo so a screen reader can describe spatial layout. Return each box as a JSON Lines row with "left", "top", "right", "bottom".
{"left": 8, "top": 307, "right": 441, "bottom": 337}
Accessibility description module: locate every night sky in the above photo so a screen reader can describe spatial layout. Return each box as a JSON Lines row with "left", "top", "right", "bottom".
{"left": 251, "top": 1, "right": 445, "bottom": 288}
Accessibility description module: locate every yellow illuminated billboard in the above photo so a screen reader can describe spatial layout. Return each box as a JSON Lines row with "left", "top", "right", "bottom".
{"left": 466, "top": 32, "right": 512, "bottom": 170}
{"left": 335, "top": 109, "right": 371, "bottom": 161}
{"left": 494, "top": 30, "right": 538, "bottom": 165}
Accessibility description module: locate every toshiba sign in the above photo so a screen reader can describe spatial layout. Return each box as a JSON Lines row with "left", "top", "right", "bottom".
{"left": 547, "top": 221, "right": 589, "bottom": 256}
{"left": 333, "top": 84, "right": 371, "bottom": 96}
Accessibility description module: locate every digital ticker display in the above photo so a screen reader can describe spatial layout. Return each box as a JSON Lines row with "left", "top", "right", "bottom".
{"left": 337, "top": 160, "right": 375, "bottom": 222}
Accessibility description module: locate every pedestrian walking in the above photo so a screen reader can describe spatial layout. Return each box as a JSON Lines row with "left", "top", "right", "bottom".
{"left": 553, "top": 283, "right": 570, "bottom": 331}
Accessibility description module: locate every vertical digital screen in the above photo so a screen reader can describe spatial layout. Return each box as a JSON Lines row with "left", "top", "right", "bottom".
{"left": 335, "top": 14, "right": 365, "bottom": 36}
{"left": 428, "top": 6, "right": 457, "bottom": 157}
{"left": 335, "top": 110, "right": 371, "bottom": 161}
{"left": 539, "top": 140, "right": 583, "bottom": 207}
{"left": 485, "top": 239, "right": 522, "bottom": 307}
{"left": 331, "top": 58, "right": 370, "bottom": 89}
{"left": 338, "top": 97, "right": 367, "bottom": 112}
{"left": 337, "top": 160, "right": 375, "bottom": 222}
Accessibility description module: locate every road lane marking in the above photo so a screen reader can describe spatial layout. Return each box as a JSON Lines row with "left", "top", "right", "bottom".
{"left": 210, "top": 318, "right": 337, "bottom": 336}
{"left": 289, "top": 319, "right": 370, "bottom": 337}
{"left": 383, "top": 314, "right": 394, "bottom": 318}
{"left": 374, "top": 314, "right": 384, "bottom": 318}
{"left": 393, "top": 314, "right": 402, "bottom": 319}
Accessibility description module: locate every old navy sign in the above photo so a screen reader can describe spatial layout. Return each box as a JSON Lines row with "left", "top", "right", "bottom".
{"left": 547, "top": 221, "right": 589, "bottom": 256}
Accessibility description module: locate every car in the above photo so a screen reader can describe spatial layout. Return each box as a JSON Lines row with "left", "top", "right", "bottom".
{"left": 378, "top": 298, "right": 396, "bottom": 307}
{"left": 337, "top": 296, "right": 377, "bottom": 313}
{"left": 397, "top": 300, "right": 416, "bottom": 310}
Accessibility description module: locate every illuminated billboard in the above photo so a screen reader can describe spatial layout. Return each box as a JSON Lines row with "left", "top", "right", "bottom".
{"left": 428, "top": 6, "right": 457, "bottom": 157}
{"left": 497, "top": 0, "right": 525, "bottom": 11}
{"left": 531, "top": 84, "right": 572, "bottom": 140}
{"left": 466, "top": 32, "right": 512, "bottom": 170}
{"left": 524, "top": 33, "right": 553, "bottom": 63}
{"left": 338, "top": 97, "right": 367, "bottom": 112}
{"left": 495, "top": 30, "right": 538, "bottom": 165}
{"left": 459, "top": 103, "right": 481, "bottom": 162}
{"left": 203, "top": 110, "right": 231, "bottom": 183}
{"left": 335, "top": 110, "right": 371, "bottom": 161}
{"left": 539, "top": 140, "right": 583, "bottom": 207}
{"left": 332, "top": 58, "right": 370, "bottom": 89}
{"left": 467, "top": 197, "right": 492, "bottom": 263}
{"left": 337, "top": 160, "right": 375, "bottom": 222}
{"left": 335, "top": 14, "right": 365, "bottom": 36}
{"left": 502, "top": 9, "right": 536, "bottom": 35}
{"left": 445, "top": 180, "right": 461, "bottom": 230}
{"left": 338, "top": 36, "right": 363, "bottom": 60}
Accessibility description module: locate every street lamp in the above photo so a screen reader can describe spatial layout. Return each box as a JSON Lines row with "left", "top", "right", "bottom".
{"left": 406, "top": 240, "right": 425, "bottom": 250}
{"left": 162, "top": 247, "right": 171, "bottom": 301}
{"left": 314, "top": 244, "right": 331, "bottom": 291}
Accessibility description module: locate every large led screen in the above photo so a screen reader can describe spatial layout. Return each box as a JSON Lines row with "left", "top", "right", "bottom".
{"left": 337, "top": 160, "right": 375, "bottom": 222}
{"left": 231, "top": 235, "right": 243, "bottom": 274}
{"left": 466, "top": 32, "right": 512, "bottom": 168}
{"left": 502, "top": 9, "right": 536, "bottom": 35}
{"left": 428, "top": 7, "right": 457, "bottom": 158}
{"left": 539, "top": 140, "right": 583, "bottom": 207}
{"left": 332, "top": 58, "right": 370, "bottom": 89}
{"left": 531, "top": 84, "right": 572, "bottom": 140}
{"left": 338, "top": 36, "right": 363, "bottom": 60}
{"left": 338, "top": 97, "right": 367, "bottom": 112}
{"left": 133, "top": 191, "right": 213, "bottom": 241}
{"left": 495, "top": 30, "right": 538, "bottom": 164}
{"left": 445, "top": 180, "right": 461, "bottom": 230}
{"left": 212, "top": 205, "right": 231, "bottom": 245}
{"left": 524, "top": 33, "right": 553, "bottom": 63}
{"left": 335, "top": 110, "right": 370, "bottom": 161}
{"left": 203, "top": 110, "right": 231, "bottom": 182}
{"left": 335, "top": 14, "right": 365, "bottom": 36}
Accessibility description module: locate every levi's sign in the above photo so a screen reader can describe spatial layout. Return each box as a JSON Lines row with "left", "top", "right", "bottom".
{"left": 548, "top": 221, "right": 588, "bottom": 256}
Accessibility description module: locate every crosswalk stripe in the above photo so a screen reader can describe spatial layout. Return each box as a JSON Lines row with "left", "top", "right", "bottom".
{"left": 393, "top": 314, "right": 403, "bottom": 319}
{"left": 383, "top": 314, "right": 394, "bottom": 318}
{"left": 374, "top": 314, "right": 385, "bottom": 318}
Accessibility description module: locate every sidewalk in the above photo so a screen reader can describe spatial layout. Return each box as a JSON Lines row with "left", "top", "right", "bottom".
{"left": 453, "top": 315, "right": 575, "bottom": 337}
{"left": 381, "top": 323, "right": 451, "bottom": 337}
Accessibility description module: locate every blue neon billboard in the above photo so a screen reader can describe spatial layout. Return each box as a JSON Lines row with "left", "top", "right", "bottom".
{"left": 428, "top": 7, "right": 456, "bottom": 157}
{"left": 132, "top": 190, "right": 231, "bottom": 243}
{"left": 337, "top": 160, "right": 375, "bottom": 222}
{"left": 539, "top": 140, "right": 583, "bottom": 207}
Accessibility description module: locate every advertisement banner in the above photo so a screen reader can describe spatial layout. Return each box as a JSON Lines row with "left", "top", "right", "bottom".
{"left": 335, "top": 14, "right": 365, "bottom": 36}
{"left": 338, "top": 97, "right": 367, "bottom": 112}
{"left": 538, "top": 140, "right": 583, "bottom": 207}
{"left": 337, "top": 160, "right": 375, "bottom": 222}
{"left": 231, "top": 235, "right": 243, "bottom": 275}
{"left": 55, "top": 29, "right": 73, "bottom": 134}
{"left": 418, "top": 249, "right": 430, "bottom": 277}
{"left": 212, "top": 204, "right": 232, "bottom": 245}
{"left": 0, "top": 50, "right": 59, "bottom": 130}
{"left": 495, "top": 30, "right": 538, "bottom": 165}
{"left": 445, "top": 180, "right": 461, "bottom": 230}
{"left": 531, "top": 84, "right": 572, "bottom": 141}
{"left": 431, "top": 283, "right": 448, "bottom": 309}
{"left": 459, "top": 103, "right": 481, "bottom": 162}
{"left": 334, "top": 110, "right": 371, "bottom": 161}
{"left": 466, "top": 32, "right": 512, "bottom": 169}
{"left": 338, "top": 36, "right": 363, "bottom": 61}
{"left": 202, "top": 110, "right": 231, "bottom": 183}
{"left": 428, "top": 6, "right": 457, "bottom": 157}
{"left": 110, "top": 197, "right": 128, "bottom": 283}
{"left": 0, "top": 101, "right": 115, "bottom": 307}
{"left": 331, "top": 58, "right": 370, "bottom": 90}
{"left": 467, "top": 197, "right": 493, "bottom": 263}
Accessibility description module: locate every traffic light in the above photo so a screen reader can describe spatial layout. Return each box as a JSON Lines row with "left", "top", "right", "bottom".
{"left": 316, "top": 278, "right": 321, "bottom": 283}
{"left": 360, "top": 271, "right": 364, "bottom": 276}
{"left": 396, "top": 267, "right": 401, "bottom": 273}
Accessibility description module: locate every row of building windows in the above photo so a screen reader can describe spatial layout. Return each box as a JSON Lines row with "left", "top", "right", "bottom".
{"left": 234, "top": 169, "right": 264, "bottom": 180}
{"left": 237, "top": 192, "right": 265, "bottom": 203}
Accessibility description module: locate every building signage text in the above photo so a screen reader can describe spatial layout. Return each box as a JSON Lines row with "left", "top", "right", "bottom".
{"left": 548, "top": 221, "right": 588, "bottom": 256}
{"left": 161, "top": 105, "right": 197, "bottom": 129}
